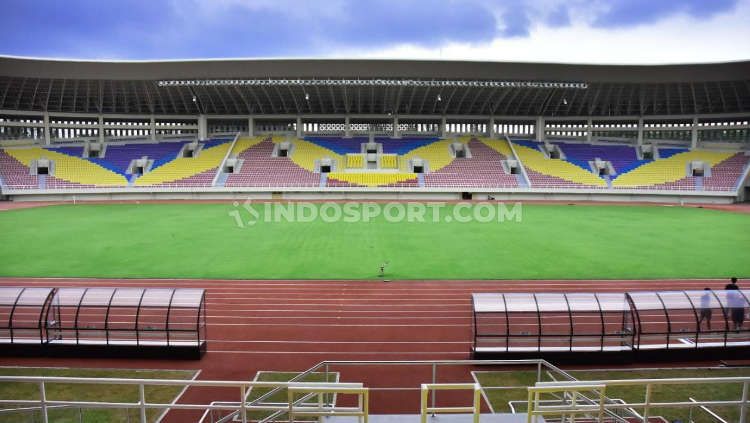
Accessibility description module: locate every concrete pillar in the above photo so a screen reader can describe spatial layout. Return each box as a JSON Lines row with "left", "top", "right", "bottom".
{"left": 296, "top": 116, "right": 303, "bottom": 138}
{"left": 198, "top": 115, "right": 208, "bottom": 140}
{"left": 488, "top": 117, "right": 495, "bottom": 138}
{"left": 440, "top": 116, "right": 447, "bottom": 138}
{"left": 344, "top": 116, "right": 352, "bottom": 138}
{"left": 535, "top": 116, "right": 545, "bottom": 142}
{"left": 150, "top": 116, "right": 156, "bottom": 141}
{"left": 247, "top": 116, "right": 254, "bottom": 137}
{"left": 393, "top": 116, "right": 400, "bottom": 138}
{"left": 691, "top": 116, "right": 699, "bottom": 149}
{"left": 98, "top": 114, "right": 104, "bottom": 143}
{"left": 43, "top": 112, "right": 51, "bottom": 145}
{"left": 586, "top": 118, "right": 593, "bottom": 142}
{"left": 637, "top": 118, "right": 644, "bottom": 146}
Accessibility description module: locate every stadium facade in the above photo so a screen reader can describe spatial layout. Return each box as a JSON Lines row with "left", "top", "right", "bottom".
{"left": 1, "top": 56, "right": 749, "bottom": 202}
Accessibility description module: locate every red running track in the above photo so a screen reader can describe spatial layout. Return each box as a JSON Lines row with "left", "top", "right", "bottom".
{"left": 0, "top": 277, "right": 736, "bottom": 419}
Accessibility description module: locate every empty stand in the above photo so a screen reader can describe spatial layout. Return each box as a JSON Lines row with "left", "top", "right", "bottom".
{"left": 0, "top": 150, "right": 39, "bottom": 189}
{"left": 86, "top": 141, "right": 190, "bottom": 176}
{"left": 0, "top": 138, "right": 746, "bottom": 194}
{"left": 224, "top": 139, "right": 320, "bottom": 187}
{"left": 702, "top": 153, "right": 750, "bottom": 191}
{"left": 380, "top": 155, "right": 398, "bottom": 169}
{"left": 423, "top": 139, "right": 518, "bottom": 188}
{"left": 327, "top": 172, "right": 419, "bottom": 187}
{"left": 554, "top": 141, "right": 649, "bottom": 175}
{"left": 134, "top": 138, "right": 231, "bottom": 187}
{"left": 612, "top": 149, "right": 736, "bottom": 190}
{"left": 511, "top": 140, "right": 608, "bottom": 188}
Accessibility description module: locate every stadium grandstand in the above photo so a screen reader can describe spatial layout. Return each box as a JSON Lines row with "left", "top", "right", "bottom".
{"left": 2, "top": 55, "right": 750, "bottom": 423}
{"left": 0, "top": 56, "right": 749, "bottom": 202}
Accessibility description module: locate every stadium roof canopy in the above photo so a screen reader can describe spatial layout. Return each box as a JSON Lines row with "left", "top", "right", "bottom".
{"left": 1, "top": 56, "right": 749, "bottom": 117}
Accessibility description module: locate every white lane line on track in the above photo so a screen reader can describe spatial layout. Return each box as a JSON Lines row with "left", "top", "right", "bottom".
{"left": 205, "top": 302, "right": 472, "bottom": 306}
{"left": 209, "top": 323, "right": 470, "bottom": 327}
{"left": 206, "top": 340, "right": 471, "bottom": 344}
{"left": 207, "top": 318, "right": 471, "bottom": 322}
{"left": 206, "top": 350, "right": 470, "bottom": 355}
{"left": 203, "top": 307, "right": 471, "bottom": 317}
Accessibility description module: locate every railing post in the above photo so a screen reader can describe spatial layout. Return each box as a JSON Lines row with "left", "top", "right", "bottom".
{"left": 420, "top": 385, "right": 429, "bottom": 423}
{"left": 139, "top": 384, "right": 147, "bottom": 423}
{"left": 325, "top": 363, "right": 330, "bottom": 408}
{"left": 39, "top": 381, "right": 48, "bottom": 423}
{"left": 570, "top": 390, "right": 577, "bottom": 423}
{"left": 643, "top": 384, "right": 652, "bottom": 423}
{"left": 526, "top": 389, "right": 534, "bottom": 423}
{"left": 741, "top": 381, "right": 749, "bottom": 423}
{"left": 473, "top": 385, "right": 481, "bottom": 423}
{"left": 318, "top": 390, "right": 324, "bottom": 423}
{"left": 363, "top": 388, "right": 369, "bottom": 423}
{"left": 431, "top": 363, "right": 437, "bottom": 415}
{"left": 240, "top": 385, "right": 247, "bottom": 423}
{"left": 537, "top": 362, "right": 542, "bottom": 383}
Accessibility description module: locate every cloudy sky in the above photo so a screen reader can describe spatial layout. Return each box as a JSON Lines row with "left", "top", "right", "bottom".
{"left": 2, "top": 0, "right": 750, "bottom": 63}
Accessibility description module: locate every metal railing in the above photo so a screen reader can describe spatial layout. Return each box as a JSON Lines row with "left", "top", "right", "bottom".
{"left": 288, "top": 384, "right": 368, "bottom": 423}
{"left": 202, "top": 359, "right": 570, "bottom": 423}
{"left": 420, "top": 383, "right": 481, "bottom": 423}
{"left": 0, "top": 376, "right": 365, "bottom": 423}
{"left": 527, "top": 384, "right": 607, "bottom": 423}
{"left": 528, "top": 376, "right": 750, "bottom": 422}
{"left": 5, "top": 360, "right": 743, "bottom": 423}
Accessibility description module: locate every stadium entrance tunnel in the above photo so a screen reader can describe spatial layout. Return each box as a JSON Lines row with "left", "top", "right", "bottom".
{"left": 472, "top": 290, "right": 750, "bottom": 363}
{"left": 0, "top": 286, "right": 207, "bottom": 359}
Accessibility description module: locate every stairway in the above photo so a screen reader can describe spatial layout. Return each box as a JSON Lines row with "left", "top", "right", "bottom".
{"left": 695, "top": 176, "right": 704, "bottom": 191}
{"left": 215, "top": 171, "right": 229, "bottom": 187}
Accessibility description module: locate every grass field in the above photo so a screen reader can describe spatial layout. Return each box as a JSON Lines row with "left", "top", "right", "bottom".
{"left": 475, "top": 367, "right": 750, "bottom": 422}
{"left": 0, "top": 202, "right": 748, "bottom": 279}
{"left": 0, "top": 367, "right": 196, "bottom": 423}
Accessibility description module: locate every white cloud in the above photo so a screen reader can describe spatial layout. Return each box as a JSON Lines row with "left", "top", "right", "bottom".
{"left": 333, "top": 0, "right": 750, "bottom": 64}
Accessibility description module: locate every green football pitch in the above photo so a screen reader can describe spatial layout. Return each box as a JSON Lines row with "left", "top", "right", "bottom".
{"left": 0, "top": 202, "right": 748, "bottom": 280}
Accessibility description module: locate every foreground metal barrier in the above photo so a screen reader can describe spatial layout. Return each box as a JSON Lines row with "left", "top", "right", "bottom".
{"left": 0, "top": 376, "right": 366, "bottom": 423}
{"left": 528, "top": 376, "right": 750, "bottom": 423}
{"left": 202, "top": 359, "right": 575, "bottom": 423}
{"left": 420, "top": 383, "right": 481, "bottom": 423}
{"left": 4, "top": 360, "right": 745, "bottom": 423}
{"left": 526, "top": 384, "right": 607, "bottom": 423}
{"left": 288, "top": 384, "right": 368, "bottom": 423}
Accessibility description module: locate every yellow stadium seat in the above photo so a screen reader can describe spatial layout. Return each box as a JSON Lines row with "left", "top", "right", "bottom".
{"left": 380, "top": 155, "right": 398, "bottom": 169}
{"left": 5, "top": 147, "right": 127, "bottom": 186}
{"left": 134, "top": 141, "right": 231, "bottom": 186}
{"left": 400, "top": 139, "right": 460, "bottom": 172}
{"left": 613, "top": 150, "right": 733, "bottom": 187}
{"left": 230, "top": 136, "right": 264, "bottom": 156}
{"left": 346, "top": 154, "right": 364, "bottom": 169}
{"left": 327, "top": 172, "right": 417, "bottom": 187}
{"left": 512, "top": 142, "right": 607, "bottom": 187}
{"left": 478, "top": 137, "right": 515, "bottom": 157}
